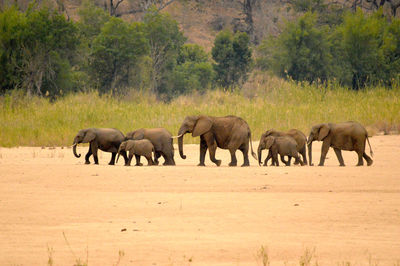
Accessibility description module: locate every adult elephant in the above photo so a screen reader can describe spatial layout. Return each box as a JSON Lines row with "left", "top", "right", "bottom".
{"left": 177, "top": 115, "right": 257, "bottom": 166}
{"left": 307, "top": 121, "right": 373, "bottom": 166}
{"left": 72, "top": 128, "right": 128, "bottom": 165}
{"left": 125, "top": 128, "right": 175, "bottom": 165}
{"left": 258, "top": 129, "right": 307, "bottom": 166}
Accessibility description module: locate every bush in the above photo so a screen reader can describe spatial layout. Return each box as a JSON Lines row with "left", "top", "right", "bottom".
{"left": 212, "top": 30, "right": 252, "bottom": 90}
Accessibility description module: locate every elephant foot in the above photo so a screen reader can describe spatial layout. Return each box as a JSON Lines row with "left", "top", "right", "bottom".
{"left": 197, "top": 163, "right": 206, "bottom": 167}
{"left": 154, "top": 161, "right": 159, "bottom": 165}
{"left": 318, "top": 163, "right": 324, "bottom": 166}
{"left": 241, "top": 163, "right": 250, "bottom": 167}
{"left": 135, "top": 163, "right": 143, "bottom": 166}
{"left": 214, "top": 160, "right": 222, "bottom": 167}
{"left": 340, "top": 164, "right": 346, "bottom": 167}
{"left": 229, "top": 162, "right": 237, "bottom": 167}
{"left": 124, "top": 163, "right": 131, "bottom": 166}
{"left": 108, "top": 162, "right": 115, "bottom": 165}
{"left": 85, "top": 161, "right": 90, "bottom": 165}
{"left": 367, "top": 160, "right": 373, "bottom": 166}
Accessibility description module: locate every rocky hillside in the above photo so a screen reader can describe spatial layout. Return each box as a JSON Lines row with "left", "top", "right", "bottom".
{"left": 4, "top": 0, "right": 399, "bottom": 49}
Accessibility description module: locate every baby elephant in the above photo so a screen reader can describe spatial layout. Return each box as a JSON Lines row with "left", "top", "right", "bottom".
{"left": 261, "top": 136, "right": 304, "bottom": 166}
{"left": 116, "top": 139, "right": 155, "bottom": 166}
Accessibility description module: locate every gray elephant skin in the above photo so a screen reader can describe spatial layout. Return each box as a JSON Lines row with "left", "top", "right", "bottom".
{"left": 177, "top": 115, "right": 257, "bottom": 166}
{"left": 307, "top": 121, "right": 373, "bottom": 166}
{"left": 116, "top": 139, "right": 155, "bottom": 166}
{"left": 258, "top": 129, "right": 307, "bottom": 166}
{"left": 125, "top": 128, "right": 175, "bottom": 165}
{"left": 259, "top": 135, "right": 304, "bottom": 166}
{"left": 72, "top": 128, "right": 128, "bottom": 165}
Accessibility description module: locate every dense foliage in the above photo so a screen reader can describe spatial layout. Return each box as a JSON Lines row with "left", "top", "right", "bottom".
{"left": 0, "top": 1, "right": 399, "bottom": 99}
{"left": 257, "top": 9, "right": 400, "bottom": 89}
{"left": 212, "top": 30, "right": 253, "bottom": 89}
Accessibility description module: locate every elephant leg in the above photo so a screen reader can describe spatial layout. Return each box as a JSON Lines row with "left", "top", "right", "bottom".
{"left": 318, "top": 141, "right": 330, "bottom": 166}
{"left": 265, "top": 150, "right": 274, "bottom": 166}
{"left": 333, "top": 148, "right": 345, "bottom": 166}
{"left": 281, "top": 155, "right": 289, "bottom": 166}
{"left": 204, "top": 133, "right": 221, "bottom": 167}
{"left": 109, "top": 152, "right": 116, "bottom": 165}
{"left": 273, "top": 152, "right": 279, "bottom": 166}
{"left": 85, "top": 146, "right": 92, "bottom": 164}
{"left": 363, "top": 152, "right": 373, "bottom": 166}
{"left": 90, "top": 142, "right": 99, "bottom": 165}
{"left": 146, "top": 155, "right": 154, "bottom": 166}
{"left": 154, "top": 151, "right": 161, "bottom": 165}
{"left": 163, "top": 149, "right": 175, "bottom": 166}
{"left": 126, "top": 153, "right": 133, "bottom": 166}
{"left": 264, "top": 151, "right": 272, "bottom": 166}
{"left": 228, "top": 148, "right": 238, "bottom": 167}
{"left": 135, "top": 154, "right": 143, "bottom": 166}
{"left": 356, "top": 150, "right": 364, "bottom": 166}
{"left": 119, "top": 150, "right": 129, "bottom": 166}
{"left": 198, "top": 137, "right": 207, "bottom": 166}
{"left": 294, "top": 154, "right": 305, "bottom": 166}
{"left": 300, "top": 146, "right": 308, "bottom": 165}
{"left": 239, "top": 145, "right": 250, "bottom": 167}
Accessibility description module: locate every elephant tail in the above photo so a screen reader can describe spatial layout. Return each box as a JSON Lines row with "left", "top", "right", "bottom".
{"left": 366, "top": 135, "right": 373, "bottom": 157}
{"left": 248, "top": 131, "right": 257, "bottom": 161}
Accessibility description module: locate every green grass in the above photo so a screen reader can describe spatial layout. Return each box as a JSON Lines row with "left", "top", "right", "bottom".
{"left": 1, "top": 75, "right": 399, "bottom": 147}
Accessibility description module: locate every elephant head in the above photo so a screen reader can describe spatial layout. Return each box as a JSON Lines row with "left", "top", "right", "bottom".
{"left": 177, "top": 116, "right": 212, "bottom": 159}
{"left": 125, "top": 130, "right": 144, "bottom": 140}
{"left": 116, "top": 141, "right": 127, "bottom": 164}
{"left": 72, "top": 129, "right": 96, "bottom": 158}
{"left": 257, "top": 134, "right": 275, "bottom": 165}
{"left": 116, "top": 141, "right": 134, "bottom": 163}
{"left": 307, "top": 124, "right": 330, "bottom": 166}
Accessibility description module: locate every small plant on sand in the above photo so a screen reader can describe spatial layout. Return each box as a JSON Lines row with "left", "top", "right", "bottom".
{"left": 47, "top": 245, "right": 54, "bottom": 266}
{"left": 256, "top": 245, "right": 270, "bottom": 266}
{"left": 113, "top": 250, "right": 125, "bottom": 266}
{"left": 63, "top": 232, "right": 88, "bottom": 266}
{"left": 299, "top": 247, "right": 318, "bottom": 266}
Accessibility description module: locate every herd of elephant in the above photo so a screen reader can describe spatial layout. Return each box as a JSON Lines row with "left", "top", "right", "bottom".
{"left": 72, "top": 115, "right": 374, "bottom": 167}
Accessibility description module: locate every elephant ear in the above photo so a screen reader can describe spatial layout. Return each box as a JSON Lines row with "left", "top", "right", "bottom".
{"left": 265, "top": 136, "right": 275, "bottom": 149}
{"left": 126, "top": 141, "right": 135, "bottom": 151}
{"left": 192, "top": 117, "right": 213, "bottom": 137}
{"left": 318, "top": 124, "right": 330, "bottom": 141}
{"left": 83, "top": 130, "right": 96, "bottom": 143}
{"left": 132, "top": 130, "right": 144, "bottom": 140}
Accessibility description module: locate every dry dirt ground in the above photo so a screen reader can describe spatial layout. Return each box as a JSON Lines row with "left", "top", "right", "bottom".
{"left": 1, "top": 136, "right": 400, "bottom": 266}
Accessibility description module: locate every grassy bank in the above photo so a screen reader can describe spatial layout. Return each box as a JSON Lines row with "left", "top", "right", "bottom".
{"left": 1, "top": 76, "right": 399, "bottom": 147}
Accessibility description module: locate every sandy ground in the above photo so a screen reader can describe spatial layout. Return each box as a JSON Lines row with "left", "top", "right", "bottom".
{"left": 0, "top": 135, "right": 400, "bottom": 266}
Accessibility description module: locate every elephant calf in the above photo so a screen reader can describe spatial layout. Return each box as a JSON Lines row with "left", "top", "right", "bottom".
{"left": 116, "top": 139, "right": 155, "bottom": 166}
{"left": 261, "top": 136, "right": 304, "bottom": 166}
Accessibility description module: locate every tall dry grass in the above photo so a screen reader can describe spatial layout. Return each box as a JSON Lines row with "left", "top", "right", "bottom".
{"left": 1, "top": 75, "right": 399, "bottom": 147}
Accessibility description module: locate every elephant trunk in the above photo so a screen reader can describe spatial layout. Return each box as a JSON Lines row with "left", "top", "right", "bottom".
{"left": 307, "top": 140, "right": 313, "bottom": 166}
{"left": 72, "top": 142, "right": 81, "bottom": 158}
{"left": 116, "top": 146, "right": 122, "bottom": 164}
{"left": 178, "top": 126, "right": 187, "bottom": 159}
{"left": 257, "top": 146, "right": 263, "bottom": 166}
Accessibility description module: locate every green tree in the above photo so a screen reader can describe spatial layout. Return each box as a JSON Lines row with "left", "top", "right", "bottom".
{"left": 212, "top": 30, "right": 252, "bottom": 90}
{"left": 89, "top": 17, "right": 149, "bottom": 93}
{"left": 380, "top": 18, "right": 400, "bottom": 86}
{"left": 143, "top": 7, "right": 186, "bottom": 97}
{"left": 170, "top": 44, "right": 215, "bottom": 94}
{"left": 0, "top": 5, "right": 79, "bottom": 96}
{"left": 335, "top": 9, "right": 387, "bottom": 89}
{"left": 260, "top": 12, "right": 332, "bottom": 84}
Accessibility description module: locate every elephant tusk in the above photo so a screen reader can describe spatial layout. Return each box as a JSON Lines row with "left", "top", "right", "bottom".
{"left": 171, "top": 133, "right": 184, "bottom": 139}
